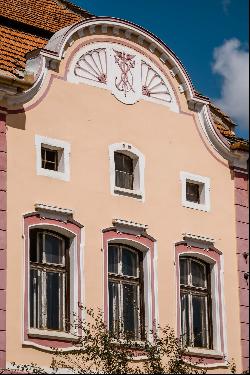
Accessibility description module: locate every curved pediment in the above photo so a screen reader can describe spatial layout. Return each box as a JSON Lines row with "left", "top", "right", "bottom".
{"left": 67, "top": 42, "right": 179, "bottom": 111}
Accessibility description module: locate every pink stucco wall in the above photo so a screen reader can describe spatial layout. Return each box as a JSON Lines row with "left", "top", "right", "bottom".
{"left": 233, "top": 167, "right": 249, "bottom": 372}
{"left": 0, "top": 110, "right": 7, "bottom": 369}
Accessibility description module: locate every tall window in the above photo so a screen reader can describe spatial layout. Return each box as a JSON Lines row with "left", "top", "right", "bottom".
{"left": 108, "top": 244, "right": 144, "bottom": 340}
{"left": 114, "top": 152, "right": 134, "bottom": 190}
{"left": 180, "top": 257, "right": 212, "bottom": 349}
{"left": 29, "top": 229, "right": 69, "bottom": 331}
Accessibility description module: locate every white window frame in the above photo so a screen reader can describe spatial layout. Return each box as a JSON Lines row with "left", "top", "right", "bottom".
{"left": 180, "top": 172, "right": 211, "bottom": 212}
{"left": 27, "top": 224, "right": 79, "bottom": 340}
{"left": 177, "top": 251, "right": 224, "bottom": 357}
{"left": 107, "top": 238, "right": 153, "bottom": 342}
{"left": 109, "top": 143, "right": 145, "bottom": 201}
{"left": 35, "top": 135, "right": 70, "bottom": 181}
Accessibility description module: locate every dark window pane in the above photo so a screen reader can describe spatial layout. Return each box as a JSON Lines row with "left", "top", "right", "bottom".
{"left": 30, "top": 230, "right": 38, "bottom": 262}
{"left": 180, "top": 258, "right": 188, "bottom": 286}
{"left": 114, "top": 152, "right": 134, "bottom": 190}
{"left": 108, "top": 246, "right": 119, "bottom": 274}
{"left": 108, "top": 281, "right": 119, "bottom": 335}
{"left": 122, "top": 248, "right": 137, "bottom": 277}
{"left": 186, "top": 182, "right": 200, "bottom": 203}
{"left": 123, "top": 283, "right": 139, "bottom": 339}
{"left": 192, "top": 295, "right": 208, "bottom": 348}
{"left": 115, "top": 170, "right": 133, "bottom": 190}
{"left": 41, "top": 147, "right": 58, "bottom": 171}
{"left": 46, "top": 272, "right": 63, "bottom": 330}
{"left": 114, "top": 152, "right": 124, "bottom": 170}
{"left": 30, "top": 269, "right": 38, "bottom": 328}
{"left": 191, "top": 260, "right": 206, "bottom": 288}
{"left": 44, "top": 234, "right": 64, "bottom": 265}
{"left": 180, "top": 292, "right": 190, "bottom": 347}
{"left": 123, "top": 155, "right": 133, "bottom": 173}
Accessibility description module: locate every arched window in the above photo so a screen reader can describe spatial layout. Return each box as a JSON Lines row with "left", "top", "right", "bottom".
{"left": 109, "top": 143, "right": 145, "bottom": 200}
{"left": 29, "top": 229, "right": 70, "bottom": 332}
{"left": 108, "top": 244, "right": 144, "bottom": 340}
{"left": 179, "top": 257, "right": 212, "bottom": 349}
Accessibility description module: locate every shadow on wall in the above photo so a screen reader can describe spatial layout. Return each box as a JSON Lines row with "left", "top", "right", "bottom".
{"left": 7, "top": 109, "right": 26, "bottom": 131}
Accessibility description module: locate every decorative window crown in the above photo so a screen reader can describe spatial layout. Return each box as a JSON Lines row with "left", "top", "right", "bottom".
{"left": 68, "top": 42, "right": 179, "bottom": 111}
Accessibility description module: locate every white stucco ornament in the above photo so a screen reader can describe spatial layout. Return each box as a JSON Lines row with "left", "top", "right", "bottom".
{"left": 67, "top": 42, "right": 179, "bottom": 111}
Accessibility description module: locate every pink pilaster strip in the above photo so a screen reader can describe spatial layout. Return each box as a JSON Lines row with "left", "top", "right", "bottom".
{"left": 0, "top": 110, "right": 7, "bottom": 370}
{"left": 234, "top": 168, "right": 249, "bottom": 373}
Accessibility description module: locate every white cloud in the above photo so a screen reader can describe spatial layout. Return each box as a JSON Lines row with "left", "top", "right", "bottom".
{"left": 212, "top": 38, "right": 249, "bottom": 134}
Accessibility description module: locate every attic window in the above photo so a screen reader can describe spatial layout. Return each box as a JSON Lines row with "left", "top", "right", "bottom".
{"left": 35, "top": 135, "right": 71, "bottom": 181}
{"left": 180, "top": 172, "right": 211, "bottom": 212}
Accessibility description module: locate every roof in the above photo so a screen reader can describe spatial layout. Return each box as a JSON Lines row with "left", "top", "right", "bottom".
{"left": 0, "top": 0, "right": 93, "bottom": 78}
{"left": 0, "top": 0, "right": 92, "bottom": 33}
{"left": 0, "top": 25, "right": 46, "bottom": 78}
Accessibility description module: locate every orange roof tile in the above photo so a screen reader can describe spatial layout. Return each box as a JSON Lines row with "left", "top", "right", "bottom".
{"left": 0, "top": 0, "right": 92, "bottom": 33}
{"left": 0, "top": 25, "right": 47, "bottom": 78}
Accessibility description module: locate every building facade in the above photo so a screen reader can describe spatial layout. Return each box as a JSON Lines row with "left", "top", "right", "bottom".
{"left": 0, "top": 0, "right": 249, "bottom": 373}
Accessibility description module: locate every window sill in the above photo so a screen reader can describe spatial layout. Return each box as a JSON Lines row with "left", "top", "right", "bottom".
{"left": 186, "top": 347, "right": 224, "bottom": 359}
{"left": 182, "top": 201, "right": 209, "bottom": 212}
{"left": 28, "top": 328, "right": 79, "bottom": 342}
{"left": 114, "top": 187, "right": 143, "bottom": 200}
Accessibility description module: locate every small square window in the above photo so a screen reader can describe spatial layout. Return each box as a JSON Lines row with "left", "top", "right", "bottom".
{"left": 180, "top": 172, "right": 210, "bottom": 212}
{"left": 35, "top": 136, "right": 70, "bottom": 181}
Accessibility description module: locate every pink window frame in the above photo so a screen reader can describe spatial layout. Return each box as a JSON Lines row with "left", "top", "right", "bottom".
{"left": 102, "top": 228, "right": 157, "bottom": 337}
{"left": 175, "top": 242, "right": 227, "bottom": 367}
{"left": 23, "top": 212, "right": 83, "bottom": 350}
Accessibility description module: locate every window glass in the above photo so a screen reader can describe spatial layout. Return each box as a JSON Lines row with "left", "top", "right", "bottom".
{"left": 29, "top": 230, "right": 68, "bottom": 332}
{"left": 192, "top": 295, "right": 208, "bottom": 348}
{"left": 108, "top": 245, "right": 119, "bottom": 274}
{"left": 108, "top": 244, "right": 143, "bottom": 340}
{"left": 180, "top": 258, "right": 188, "bottom": 285}
{"left": 44, "top": 234, "right": 64, "bottom": 265}
{"left": 114, "top": 152, "right": 134, "bottom": 190}
{"left": 180, "top": 292, "right": 190, "bottom": 347}
{"left": 191, "top": 260, "right": 206, "bottom": 288}
{"left": 186, "top": 182, "right": 200, "bottom": 203}
{"left": 108, "top": 281, "right": 119, "bottom": 335}
{"left": 123, "top": 283, "right": 139, "bottom": 339}
{"left": 41, "top": 147, "right": 58, "bottom": 171}
{"left": 122, "top": 248, "right": 137, "bottom": 277}
{"left": 179, "top": 257, "right": 211, "bottom": 349}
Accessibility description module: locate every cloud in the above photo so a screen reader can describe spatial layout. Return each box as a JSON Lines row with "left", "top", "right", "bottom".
{"left": 212, "top": 38, "right": 249, "bottom": 134}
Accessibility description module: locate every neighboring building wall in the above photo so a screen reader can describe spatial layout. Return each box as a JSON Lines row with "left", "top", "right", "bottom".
{"left": 0, "top": 109, "right": 7, "bottom": 369}
{"left": 233, "top": 167, "right": 249, "bottom": 372}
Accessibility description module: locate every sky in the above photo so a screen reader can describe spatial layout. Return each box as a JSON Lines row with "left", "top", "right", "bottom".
{"left": 71, "top": 0, "right": 249, "bottom": 139}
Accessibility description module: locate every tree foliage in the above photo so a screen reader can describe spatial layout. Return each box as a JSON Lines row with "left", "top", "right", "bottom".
{"left": 5, "top": 306, "right": 237, "bottom": 374}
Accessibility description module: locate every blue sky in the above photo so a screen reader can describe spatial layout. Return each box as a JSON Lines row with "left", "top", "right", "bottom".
{"left": 72, "top": 0, "right": 249, "bottom": 138}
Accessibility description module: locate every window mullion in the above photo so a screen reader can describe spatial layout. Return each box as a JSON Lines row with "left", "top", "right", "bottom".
{"left": 119, "top": 282, "right": 123, "bottom": 336}
{"left": 189, "top": 292, "right": 194, "bottom": 347}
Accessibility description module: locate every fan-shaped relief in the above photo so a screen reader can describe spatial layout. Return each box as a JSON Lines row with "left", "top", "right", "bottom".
{"left": 141, "top": 62, "right": 172, "bottom": 103}
{"left": 74, "top": 48, "right": 107, "bottom": 84}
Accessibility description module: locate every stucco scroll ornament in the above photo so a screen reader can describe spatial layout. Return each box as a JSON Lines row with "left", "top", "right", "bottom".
{"left": 114, "top": 50, "right": 135, "bottom": 97}
{"left": 141, "top": 62, "right": 172, "bottom": 102}
{"left": 74, "top": 48, "right": 107, "bottom": 84}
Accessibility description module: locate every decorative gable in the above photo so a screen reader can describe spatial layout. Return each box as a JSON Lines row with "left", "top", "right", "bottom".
{"left": 67, "top": 42, "right": 179, "bottom": 111}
